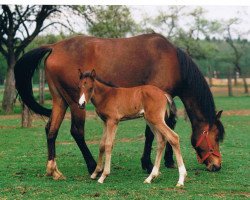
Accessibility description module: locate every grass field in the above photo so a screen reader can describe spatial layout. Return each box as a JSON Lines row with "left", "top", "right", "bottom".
{"left": 0, "top": 96, "right": 250, "bottom": 199}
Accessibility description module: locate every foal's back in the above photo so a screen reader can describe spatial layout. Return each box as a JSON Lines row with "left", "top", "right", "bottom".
{"left": 102, "top": 85, "right": 168, "bottom": 121}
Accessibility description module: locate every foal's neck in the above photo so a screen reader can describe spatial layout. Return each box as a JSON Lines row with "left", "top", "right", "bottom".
{"left": 91, "top": 79, "right": 112, "bottom": 106}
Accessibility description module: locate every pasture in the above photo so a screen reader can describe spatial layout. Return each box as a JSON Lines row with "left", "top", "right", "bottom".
{"left": 0, "top": 96, "right": 250, "bottom": 199}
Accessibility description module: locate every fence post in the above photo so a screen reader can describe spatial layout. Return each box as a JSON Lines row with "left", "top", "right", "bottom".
{"left": 228, "top": 68, "right": 233, "bottom": 97}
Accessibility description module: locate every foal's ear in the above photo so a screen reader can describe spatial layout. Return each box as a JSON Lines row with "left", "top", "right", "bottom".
{"left": 78, "top": 69, "right": 83, "bottom": 79}
{"left": 91, "top": 69, "right": 96, "bottom": 78}
{"left": 216, "top": 110, "right": 223, "bottom": 119}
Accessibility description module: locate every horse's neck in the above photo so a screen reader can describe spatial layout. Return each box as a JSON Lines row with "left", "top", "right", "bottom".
{"left": 180, "top": 95, "right": 207, "bottom": 130}
{"left": 91, "top": 80, "right": 112, "bottom": 106}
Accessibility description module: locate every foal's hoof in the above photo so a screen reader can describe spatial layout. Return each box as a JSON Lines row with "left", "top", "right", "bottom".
{"left": 53, "top": 172, "right": 66, "bottom": 180}
{"left": 176, "top": 183, "right": 184, "bottom": 187}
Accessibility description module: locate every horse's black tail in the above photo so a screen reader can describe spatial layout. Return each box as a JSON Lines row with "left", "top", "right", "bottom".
{"left": 165, "top": 94, "right": 177, "bottom": 129}
{"left": 14, "top": 47, "right": 52, "bottom": 117}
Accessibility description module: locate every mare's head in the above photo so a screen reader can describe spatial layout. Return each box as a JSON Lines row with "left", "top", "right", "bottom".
{"left": 78, "top": 69, "right": 96, "bottom": 109}
{"left": 191, "top": 110, "right": 225, "bottom": 172}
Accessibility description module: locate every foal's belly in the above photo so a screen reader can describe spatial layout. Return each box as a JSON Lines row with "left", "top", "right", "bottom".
{"left": 120, "top": 109, "right": 145, "bottom": 121}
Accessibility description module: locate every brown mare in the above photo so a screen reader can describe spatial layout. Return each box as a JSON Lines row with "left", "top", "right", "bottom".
{"left": 78, "top": 69, "right": 187, "bottom": 186}
{"left": 14, "top": 33, "right": 225, "bottom": 180}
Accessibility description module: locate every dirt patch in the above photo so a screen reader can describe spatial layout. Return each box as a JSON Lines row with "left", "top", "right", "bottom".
{"left": 213, "top": 192, "right": 250, "bottom": 198}
{"left": 56, "top": 135, "right": 144, "bottom": 146}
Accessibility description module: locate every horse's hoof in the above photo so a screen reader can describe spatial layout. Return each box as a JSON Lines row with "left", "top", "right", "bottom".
{"left": 90, "top": 173, "right": 97, "bottom": 179}
{"left": 141, "top": 158, "right": 153, "bottom": 173}
{"left": 164, "top": 161, "right": 176, "bottom": 168}
{"left": 176, "top": 183, "right": 184, "bottom": 187}
{"left": 87, "top": 162, "right": 97, "bottom": 174}
{"left": 53, "top": 174, "right": 66, "bottom": 180}
{"left": 143, "top": 179, "right": 151, "bottom": 184}
{"left": 97, "top": 179, "right": 104, "bottom": 184}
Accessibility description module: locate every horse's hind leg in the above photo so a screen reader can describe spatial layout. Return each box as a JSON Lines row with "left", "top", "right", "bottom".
{"left": 46, "top": 99, "right": 67, "bottom": 180}
{"left": 70, "top": 104, "right": 96, "bottom": 174}
{"left": 141, "top": 125, "right": 154, "bottom": 173}
{"left": 164, "top": 113, "right": 177, "bottom": 168}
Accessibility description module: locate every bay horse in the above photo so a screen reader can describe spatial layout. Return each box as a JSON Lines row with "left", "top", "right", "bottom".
{"left": 78, "top": 69, "right": 187, "bottom": 186}
{"left": 14, "top": 33, "right": 225, "bottom": 180}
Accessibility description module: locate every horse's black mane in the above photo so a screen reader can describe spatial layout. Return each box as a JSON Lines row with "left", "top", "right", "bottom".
{"left": 81, "top": 71, "right": 118, "bottom": 88}
{"left": 176, "top": 47, "right": 225, "bottom": 141}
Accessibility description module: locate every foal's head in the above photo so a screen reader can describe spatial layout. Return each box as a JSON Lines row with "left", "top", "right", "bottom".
{"left": 192, "top": 110, "right": 225, "bottom": 172}
{"left": 78, "top": 69, "right": 96, "bottom": 109}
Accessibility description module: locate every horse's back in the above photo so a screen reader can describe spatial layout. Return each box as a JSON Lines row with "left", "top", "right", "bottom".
{"left": 45, "top": 33, "right": 181, "bottom": 105}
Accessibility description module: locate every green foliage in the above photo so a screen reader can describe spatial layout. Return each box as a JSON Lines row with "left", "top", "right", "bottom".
{"left": 88, "top": 6, "right": 136, "bottom": 38}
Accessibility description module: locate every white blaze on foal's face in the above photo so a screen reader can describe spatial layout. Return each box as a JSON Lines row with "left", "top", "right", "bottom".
{"left": 79, "top": 93, "right": 86, "bottom": 107}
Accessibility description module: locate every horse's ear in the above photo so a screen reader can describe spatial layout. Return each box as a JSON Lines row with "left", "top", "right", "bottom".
{"left": 91, "top": 69, "right": 96, "bottom": 78}
{"left": 216, "top": 110, "right": 223, "bottom": 119}
{"left": 78, "top": 69, "right": 83, "bottom": 79}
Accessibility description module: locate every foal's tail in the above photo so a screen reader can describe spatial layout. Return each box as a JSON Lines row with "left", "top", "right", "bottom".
{"left": 165, "top": 94, "right": 177, "bottom": 129}
{"left": 14, "top": 46, "right": 52, "bottom": 117}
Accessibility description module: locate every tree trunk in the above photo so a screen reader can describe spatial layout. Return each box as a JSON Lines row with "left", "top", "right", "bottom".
{"left": 228, "top": 69, "right": 233, "bottom": 97}
{"left": 39, "top": 68, "right": 45, "bottom": 104}
{"left": 2, "top": 60, "right": 16, "bottom": 114}
{"left": 243, "top": 76, "right": 249, "bottom": 94}
{"left": 22, "top": 103, "right": 32, "bottom": 128}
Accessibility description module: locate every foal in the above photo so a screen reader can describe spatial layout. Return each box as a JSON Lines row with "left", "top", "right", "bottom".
{"left": 78, "top": 69, "right": 187, "bottom": 186}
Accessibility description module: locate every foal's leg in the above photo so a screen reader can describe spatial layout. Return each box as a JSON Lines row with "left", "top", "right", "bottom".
{"left": 98, "top": 120, "right": 118, "bottom": 184}
{"left": 91, "top": 125, "right": 107, "bottom": 179}
{"left": 141, "top": 125, "right": 154, "bottom": 173}
{"left": 70, "top": 104, "right": 97, "bottom": 174}
{"left": 164, "top": 113, "right": 177, "bottom": 168}
{"left": 155, "top": 123, "right": 187, "bottom": 186}
{"left": 144, "top": 127, "right": 165, "bottom": 183}
{"left": 46, "top": 99, "right": 67, "bottom": 180}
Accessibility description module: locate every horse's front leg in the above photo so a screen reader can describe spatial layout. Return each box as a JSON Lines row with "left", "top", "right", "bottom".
{"left": 70, "top": 104, "right": 96, "bottom": 174}
{"left": 98, "top": 120, "right": 117, "bottom": 184}
{"left": 46, "top": 100, "right": 67, "bottom": 180}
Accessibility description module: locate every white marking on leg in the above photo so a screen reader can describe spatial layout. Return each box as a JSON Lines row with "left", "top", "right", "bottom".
{"left": 144, "top": 166, "right": 159, "bottom": 183}
{"left": 79, "top": 93, "right": 86, "bottom": 106}
{"left": 177, "top": 164, "right": 187, "bottom": 187}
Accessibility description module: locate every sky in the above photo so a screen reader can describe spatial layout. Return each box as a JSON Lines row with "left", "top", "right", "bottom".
{"left": 130, "top": 5, "right": 250, "bottom": 38}
{"left": 1, "top": 0, "right": 250, "bottom": 38}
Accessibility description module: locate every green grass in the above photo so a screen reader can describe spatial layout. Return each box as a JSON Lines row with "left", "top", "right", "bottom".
{"left": 0, "top": 109, "right": 250, "bottom": 199}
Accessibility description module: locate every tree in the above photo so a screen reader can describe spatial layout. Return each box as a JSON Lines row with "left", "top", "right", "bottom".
{"left": 150, "top": 6, "right": 185, "bottom": 39}
{"left": 222, "top": 18, "right": 249, "bottom": 84}
{"left": 0, "top": 5, "right": 93, "bottom": 114}
{"left": 88, "top": 6, "right": 136, "bottom": 38}
{"left": 0, "top": 5, "right": 61, "bottom": 113}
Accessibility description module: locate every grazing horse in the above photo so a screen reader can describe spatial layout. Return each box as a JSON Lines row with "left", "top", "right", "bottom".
{"left": 14, "top": 33, "right": 225, "bottom": 180}
{"left": 78, "top": 69, "right": 187, "bottom": 186}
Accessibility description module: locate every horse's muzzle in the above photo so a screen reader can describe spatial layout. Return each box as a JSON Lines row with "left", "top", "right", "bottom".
{"left": 78, "top": 102, "right": 86, "bottom": 109}
{"left": 206, "top": 163, "right": 221, "bottom": 172}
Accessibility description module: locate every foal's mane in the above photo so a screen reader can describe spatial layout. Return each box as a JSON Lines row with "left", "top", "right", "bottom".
{"left": 81, "top": 71, "right": 118, "bottom": 88}
{"left": 176, "top": 48, "right": 225, "bottom": 138}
